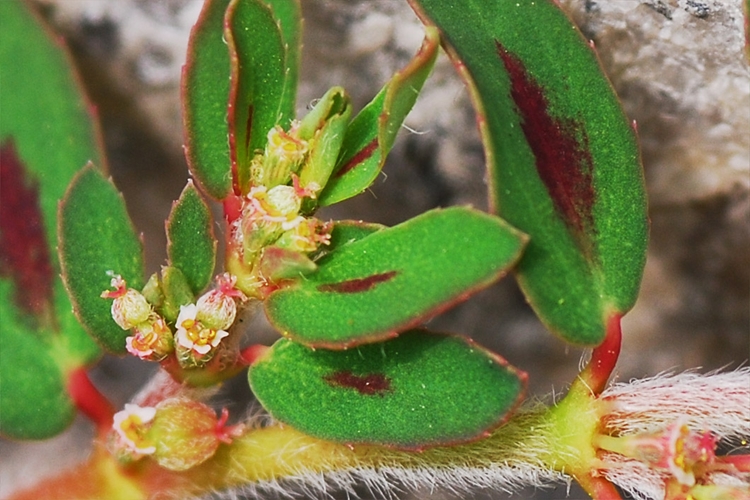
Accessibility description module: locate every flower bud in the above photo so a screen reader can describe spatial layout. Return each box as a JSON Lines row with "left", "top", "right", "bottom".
{"left": 101, "top": 275, "right": 152, "bottom": 330}
{"left": 147, "top": 399, "right": 241, "bottom": 471}
{"left": 195, "top": 274, "right": 246, "bottom": 330}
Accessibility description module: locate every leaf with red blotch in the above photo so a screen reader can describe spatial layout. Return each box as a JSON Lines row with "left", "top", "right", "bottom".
{"left": 0, "top": 0, "right": 103, "bottom": 440}
{"left": 265, "top": 207, "right": 527, "bottom": 349}
{"left": 408, "top": 0, "right": 648, "bottom": 346}
{"left": 249, "top": 329, "right": 526, "bottom": 449}
{"left": 0, "top": 140, "right": 54, "bottom": 318}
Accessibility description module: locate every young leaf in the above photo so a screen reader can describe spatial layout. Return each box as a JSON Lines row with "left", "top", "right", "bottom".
{"left": 166, "top": 181, "right": 217, "bottom": 295}
{"left": 226, "top": 0, "right": 288, "bottom": 193}
{"left": 265, "top": 207, "right": 527, "bottom": 348}
{"left": 59, "top": 165, "right": 145, "bottom": 354}
{"left": 297, "top": 87, "right": 353, "bottom": 195}
{"left": 262, "top": 0, "right": 302, "bottom": 129}
{"left": 409, "top": 0, "right": 648, "bottom": 345}
{"left": 182, "top": 0, "right": 233, "bottom": 200}
{"left": 249, "top": 330, "right": 526, "bottom": 449}
{"left": 318, "top": 26, "right": 440, "bottom": 206}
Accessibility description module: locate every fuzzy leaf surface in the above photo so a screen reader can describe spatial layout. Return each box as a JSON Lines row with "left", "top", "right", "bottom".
{"left": 318, "top": 26, "right": 439, "bottom": 206}
{"left": 59, "top": 166, "right": 145, "bottom": 354}
{"left": 226, "top": 0, "right": 287, "bottom": 192}
{"left": 262, "top": 0, "right": 301, "bottom": 128}
{"left": 249, "top": 330, "right": 526, "bottom": 449}
{"left": 182, "top": 0, "right": 234, "bottom": 200}
{"left": 167, "top": 181, "right": 217, "bottom": 295}
{"left": 265, "top": 207, "right": 527, "bottom": 348}
{"left": 409, "top": 0, "right": 648, "bottom": 345}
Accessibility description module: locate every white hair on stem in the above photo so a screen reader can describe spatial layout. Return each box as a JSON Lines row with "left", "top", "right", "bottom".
{"left": 202, "top": 369, "right": 750, "bottom": 500}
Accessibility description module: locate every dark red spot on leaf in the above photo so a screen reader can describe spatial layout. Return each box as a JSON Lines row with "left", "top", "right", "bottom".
{"left": 495, "top": 42, "right": 596, "bottom": 250}
{"left": 317, "top": 270, "right": 398, "bottom": 293}
{"left": 335, "top": 138, "right": 379, "bottom": 178}
{"left": 0, "top": 139, "right": 54, "bottom": 318}
{"left": 324, "top": 370, "right": 392, "bottom": 396}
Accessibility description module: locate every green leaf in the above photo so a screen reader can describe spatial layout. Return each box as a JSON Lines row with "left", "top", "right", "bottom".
{"left": 262, "top": 0, "right": 301, "bottom": 128}
{"left": 226, "top": 0, "right": 288, "bottom": 193}
{"left": 59, "top": 165, "right": 145, "bottom": 354}
{"left": 409, "top": 0, "right": 648, "bottom": 345}
{"left": 318, "top": 26, "right": 440, "bottom": 206}
{"left": 265, "top": 207, "right": 527, "bottom": 348}
{"left": 182, "top": 0, "right": 233, "bottom": 200}
{"left": 249, "top": 330, "right": 526, "bottom": 449}
{"left": 0, "top": 308, "right": 75, "bottom": 439}
{"left": 166, "top": 181, "right": 217, "bottom": 295}
{"left": 0, "top": 0, "right": 102, "bottom": 439}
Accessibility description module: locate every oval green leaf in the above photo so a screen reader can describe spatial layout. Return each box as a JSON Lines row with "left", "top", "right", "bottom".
{"left": 249, "top": 330, "right": 526, "bottom": 449}
{"left": 182, "top": 0, "right": 233, "bottom": 200}
{"left": 226, "top": 0, "right": 288, "bottom": 193}
{"left": 262, "top": 0, "right": 301, "bottom": 129}
{"left": 409, "top": 0, "right": 648, "bottom": 345}
{"left": 166, "top": 181, "right": 217, "bottom": 295}
{"left": 265, "top": 207, "right": 527, "bottom": 348}
{"left": 59, "top": 165, "right": 145, "bottom": 354}
{"left": 318, "top": 26, "right": 440, "bottom": 206}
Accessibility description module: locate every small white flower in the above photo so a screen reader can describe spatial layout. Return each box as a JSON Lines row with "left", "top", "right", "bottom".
{"left": 175, "top": 304, "right": 229, "bottom": 356}
{"left": 112, "top": 404, "right": 156, "bottom": 455}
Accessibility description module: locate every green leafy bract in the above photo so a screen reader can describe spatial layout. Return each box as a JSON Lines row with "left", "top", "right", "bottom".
{"left": 265, "top": 207, "right": 527, "bottom": 348}
{"left": 59, "top": 165, "right": 145, "bottom": 354}
{"left": 166, "top": 181, "right": 217, "bottom": 295}
{"left": 409, "top": 0, "right": 648, "bottom": 345}
{"left": 249, "top": 330, "right": 526, "bottom": 449}
{"left": 318, "top": 26, "right": 440, "bottom": 206}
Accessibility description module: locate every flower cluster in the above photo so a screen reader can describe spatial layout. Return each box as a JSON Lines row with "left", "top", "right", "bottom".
{"left": 101, "top": 274, "right": 173, "bottom": 361}
{"left": 227, "top": 121, "right": 336, "bottom": 296}
{"left": 109, "top": 399, "right": 243, "bottom": 471}
{"left": 595, "top": 370, "right": 750, "bottom": 500}
{"left": 174, "top": 273, "right": 247, "bottom": 368}
{"left": 102, "top": 273, "right": 247, "bottom": 368}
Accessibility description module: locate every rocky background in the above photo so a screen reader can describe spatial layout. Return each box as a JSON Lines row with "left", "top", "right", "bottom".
{"left": 2, "top": 0, "right": 748, "bottom": 499}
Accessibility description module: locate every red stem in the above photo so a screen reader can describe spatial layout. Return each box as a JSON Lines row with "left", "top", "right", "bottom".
{"left": 577, "top": 473, "right": 623, "bottom": 500}
{"left": 578, "top": 313, "right": 622, "bottom": 396}
{"left": 239, "top": 344, "right": 269, "bottom": 366}
{"left": 717, "top": 454, "right": 750, "bottom": 472}
{"left": 66, "top": 367, "right": 115, "bottom": 433}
